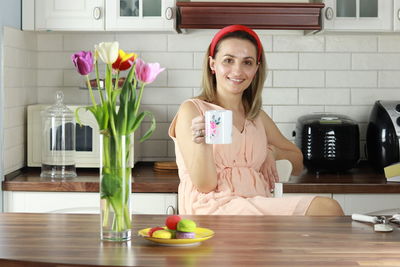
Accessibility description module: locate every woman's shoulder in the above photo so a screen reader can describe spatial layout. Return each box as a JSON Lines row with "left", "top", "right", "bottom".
{"left": 256, "top": 109, "right": 274, "bottom": 128}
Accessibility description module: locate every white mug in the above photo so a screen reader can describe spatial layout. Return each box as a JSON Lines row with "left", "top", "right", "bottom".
{"left": 205, "top": 110, "right": 232, "bottom": 144}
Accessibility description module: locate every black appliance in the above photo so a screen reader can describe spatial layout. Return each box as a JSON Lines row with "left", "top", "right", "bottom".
{"left": 294, "top": 113, "right": 360, "bottom": 172}
{"left": 366, "top": 100, "right": 400, "bottom": 171}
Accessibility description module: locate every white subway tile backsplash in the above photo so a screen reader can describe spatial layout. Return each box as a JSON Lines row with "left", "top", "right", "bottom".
{"left": 38, "top": 70, "right": 63, "bottom": 87}
{"left": 141, "top": 52, "right": 193, "bottom": 69}
{"left": 141, "top": 122, "right": 170, "bottom": 140}
{"left": 63, "top": 33, "right": 115, "bottom": 51}
{"left": 324, "top": 105, "right": 372, "bottom": 123}
{"left": 266, "top": 53, "right": 298, "bottom": 70}
{"left": 326, "top": 71, "right": 377, "bottom": 88}
{"left": 167, "top": 105, "right": 180, "bottom": 121}
{"left": 4, "top": 27, "right": 400, "bottom": 165}
{"left": 4, "top": 144, "right": 25, "bottom": 175}
{"left": 275, "top": 123, "right": 297, "bottom": 141}
{"left": 299, "top": 53, "right": 350, "bottom": 70}
{"left": 141, "top": 87, "right": 193, "bottom": 105}
{"left": 299, "top": 88, "right": 350, "bottom": 105}
{"left": 273, "top": 36, "right": 324, "bottom": 52}
{"left": 351, "top": 89, "right": 400, "bottom": 105}
{"left": 194, "top": 52, "right": 206, "bottom": 70}
{"left": 273, "top": 71, "right": 324, "bottom": 87}
{"left": 272, "top": 105, "right": 324, "bottom": 122}
{"left": 141, "top": 105, "right": 168, "bottom": 122}
{"left": 168, "top": 33, "right": 213, "bottom": 52}
{"left": 326, "top": 36, "right": 377, "bottom": 52}
{"left": 262, "top": 88, "right": 298, "bottom": 105}
{"left": 4, "top": 126, "right": 24, "bottom": 150}
{"left": 141, "top": 141, "right": 168, "bottom": 157}
{"left": 378, "top": 36, "right": 400, "bottom": 52}
{"left": 4, "top": 106, "right": 25, "bottom": 129}
{"left": 168, "top": 70, "right": 202, "bottom": 87}
{"left": 378, "top": 71, "right": 400, "bottom": 87}
{"left": 352, "top": 54, "right": 400, "bottom": 70}
{"left": 38, "top": 52, "right": 73, "bottom": 69}
{"left": 37, "top": 33, "right": 63, "bottom": 51}
{"left": 117, "top": 33, "right": 167, "bottom": 51}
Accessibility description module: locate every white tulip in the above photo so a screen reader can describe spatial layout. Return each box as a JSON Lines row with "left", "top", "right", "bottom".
{"left": 95, "top": 41, "right": 119, "bottom": 64}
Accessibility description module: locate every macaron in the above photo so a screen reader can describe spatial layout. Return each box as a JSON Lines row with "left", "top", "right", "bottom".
{"left": 176, "top": 231, "right": 196, "bottom": 239}
{"left": 152, "top": 229, "right": 172, "bottom": 239}
{"left": 165, "top": 215, "right": 181, "bottom": 230}
{"left": 177, "top": 219, "right": 196, "bottom": 232}
{"left": 148, "top": 226, "right": 164, "bottom": 237}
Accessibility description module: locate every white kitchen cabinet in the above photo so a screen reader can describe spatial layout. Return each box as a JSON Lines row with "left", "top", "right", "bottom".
{"left": 394, "top": 0, "right": 400, "bottom": 31}
{"left": 3, "top": 191, "right": 178, "bottom": 215}
{"left": 333, "top": 193, "right": 400, "bottom": 215}
{"left": 35, "top": 0, "right": 104, "bottom": 31}
{"left": 105, "top": 0, "right": 175, "bottom": 31}
{"left": 317, "top": 0, "right": 393, "bottom": 32}
{"left": 23, "top": 0, "right": 176, "bottom": 32}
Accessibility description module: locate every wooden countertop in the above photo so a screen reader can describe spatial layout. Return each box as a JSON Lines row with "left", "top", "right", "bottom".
{"left": 2, "top": 162, "right": 400, "bottom": 194}
{"left": 0, "top": 213, "right": 399, "bottom": 266}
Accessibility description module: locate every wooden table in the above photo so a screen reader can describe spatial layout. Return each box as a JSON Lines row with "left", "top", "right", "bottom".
{"left": 0, "top": 213, "right": 399, "bottom": 266}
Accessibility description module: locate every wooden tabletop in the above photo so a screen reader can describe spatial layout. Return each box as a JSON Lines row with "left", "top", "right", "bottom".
{"left": 0, "top": 213, "right": 399, "bottom": 266}
{"left": 3, "top": 161, "right": 400, "bottom": 194}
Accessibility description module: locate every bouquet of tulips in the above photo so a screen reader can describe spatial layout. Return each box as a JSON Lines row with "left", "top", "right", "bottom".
{"left": 71, "top": 42, "right": 164, "bottom": 239}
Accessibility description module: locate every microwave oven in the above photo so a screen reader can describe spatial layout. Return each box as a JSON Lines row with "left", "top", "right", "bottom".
{"left": 27, "top": 105, "right": 140, "bottom": 168}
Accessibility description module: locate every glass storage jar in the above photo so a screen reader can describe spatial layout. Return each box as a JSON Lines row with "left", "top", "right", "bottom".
{"left": 40, "top": 91, "right": 77, "bottom": 178}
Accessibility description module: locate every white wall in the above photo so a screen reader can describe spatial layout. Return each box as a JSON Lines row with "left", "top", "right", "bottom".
{"left": 3, "top": 29, "right": 400, "bottom": 170}
{"left": 3, "top": 27, "right": 37, "bottom": 174}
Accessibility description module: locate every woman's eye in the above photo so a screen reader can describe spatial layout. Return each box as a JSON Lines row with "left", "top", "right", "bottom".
{"left": 244, "top": 61, "right": 253, "bottom": 66}
{"left": 223, "top": 58, "right": 233, "bottom": 63}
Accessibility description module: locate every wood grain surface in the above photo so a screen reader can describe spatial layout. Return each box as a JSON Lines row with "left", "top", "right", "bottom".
{"left": 3, "top": 162, "right": 400, "bottom": 194}
{"left": 0, "top": 213, "right": 399, "bottom": 266}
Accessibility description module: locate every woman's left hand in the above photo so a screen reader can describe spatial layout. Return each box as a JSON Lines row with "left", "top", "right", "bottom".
{"left": 262, "top": 145, "right": 279, "bottom": 190}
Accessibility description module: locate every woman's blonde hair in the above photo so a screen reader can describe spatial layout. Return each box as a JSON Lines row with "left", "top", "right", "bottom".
{"left": 197, "top": 31, "right": 267, "bottom": 120}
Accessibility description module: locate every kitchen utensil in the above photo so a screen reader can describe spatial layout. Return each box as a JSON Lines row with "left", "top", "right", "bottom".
{"left": 351, "top": 214, "right": 393, "bottom": 232}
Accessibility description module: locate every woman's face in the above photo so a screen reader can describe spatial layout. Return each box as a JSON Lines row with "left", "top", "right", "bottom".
{"left": 209, "top": 38, "right": 259, "bottom": 96}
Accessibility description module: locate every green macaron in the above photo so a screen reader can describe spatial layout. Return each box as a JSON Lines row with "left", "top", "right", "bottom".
{"left": 176, "top": 219, "right": 196, "bottom": 232}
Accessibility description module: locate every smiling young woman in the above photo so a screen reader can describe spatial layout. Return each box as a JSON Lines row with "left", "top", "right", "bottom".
{"left": 168, "top": 25, "right": 343, "bottom": 216}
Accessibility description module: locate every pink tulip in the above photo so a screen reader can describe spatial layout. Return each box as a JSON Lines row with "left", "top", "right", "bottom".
{"left": 135, "top": 58, "right": 165, "bottom": 84}
{"left": 71, "top": 51, "right": 93, "bottom": 76}
{"left": 210, "top": 121, "right": 217, "bottom": 129}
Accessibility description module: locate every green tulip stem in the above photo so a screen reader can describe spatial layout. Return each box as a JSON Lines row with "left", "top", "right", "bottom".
{"left": 133, "top": 83, "right": 146, "bottom": 117}
{"left": 94, "top": 58, "right": 105, "bottom": 104}
{"left": 86, "top": 75, "right": 97, "bottom": 107}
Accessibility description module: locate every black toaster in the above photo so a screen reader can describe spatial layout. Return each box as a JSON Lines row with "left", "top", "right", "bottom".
{"left": 366, "top": 100, "right": 400, "bottom": 171}
{"left": 294, "top": 113, "right": 360, "bottom": 172}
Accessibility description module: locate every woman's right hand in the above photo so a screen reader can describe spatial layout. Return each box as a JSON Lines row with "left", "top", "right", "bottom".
{"left": 191, "top": 115, "right": 206, "bottom": 144}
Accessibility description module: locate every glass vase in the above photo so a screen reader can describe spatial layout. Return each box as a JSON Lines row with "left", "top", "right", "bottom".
{"left": 100, "top": 134, "right": 132, "bottom": 241}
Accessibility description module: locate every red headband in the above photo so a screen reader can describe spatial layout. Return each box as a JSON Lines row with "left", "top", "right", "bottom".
{"left": 209, "top": 25, "right": 263, "bottom": 63}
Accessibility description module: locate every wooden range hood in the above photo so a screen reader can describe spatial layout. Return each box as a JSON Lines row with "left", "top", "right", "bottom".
{"left": 176, "top": 2, "right": 325, "bottom": 31}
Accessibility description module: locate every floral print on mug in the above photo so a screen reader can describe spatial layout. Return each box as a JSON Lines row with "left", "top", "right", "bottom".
{"left": 209, "top": 115, "right": 221, "bottom": 137}
{"left": 205, "top": 110, "right": 232, "bottom": 144}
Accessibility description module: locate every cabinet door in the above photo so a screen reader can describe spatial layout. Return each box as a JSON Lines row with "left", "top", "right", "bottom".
{"left": 35, "top": 0, "right": 104, "bottom": 31}
{"left": 323, "top": 0, "right": 392, "bottom": 31}
{"left": 106, "top": 0, "right": 176, "bottom": 31}
{"left": 333, "top": 193, "right": 400, "bottom": 215}
{"left": 395, "top": 0, "right": 400, "bottom": 31}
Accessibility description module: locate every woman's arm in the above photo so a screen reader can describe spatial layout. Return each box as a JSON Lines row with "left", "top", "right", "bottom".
{"left": 260, "top": 110, "right": 304, "bottom": 175}
{"left": 175, "top": 101, "right": 218, "bottom": 193}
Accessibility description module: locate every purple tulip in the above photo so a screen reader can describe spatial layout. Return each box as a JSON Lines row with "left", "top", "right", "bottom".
{"left": 71, "top": 51, "right": 94, "bottom": 76}
{"left": 135, "top": 58, "right": 165, "bottom": 84}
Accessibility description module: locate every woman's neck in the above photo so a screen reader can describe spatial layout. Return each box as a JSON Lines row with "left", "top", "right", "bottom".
{"left": 215, "top": 93, "right": 244, "bottom": 113}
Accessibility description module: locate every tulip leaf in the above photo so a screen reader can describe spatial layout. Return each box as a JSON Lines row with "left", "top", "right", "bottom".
{"left": 139, "top": 112, "right": 156, "bottom": 142}
{"left": 100, "top": 173, "right": 121, "bottom": 198}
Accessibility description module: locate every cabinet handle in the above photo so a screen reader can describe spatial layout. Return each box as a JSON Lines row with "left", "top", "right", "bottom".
{"left": 93, "top": 7, "right": 102, "bottom": 20}
{"left": 325, "top": 7, "right": 334, "bottom": 20}
{"left": 166, "top": 205, "right": 175, "bottom": 215}
{"left": 165, "top": 7, "right": 173, "bottom": 20}
{"left": 398, "top": 8, "right": 400, "bottom": 21}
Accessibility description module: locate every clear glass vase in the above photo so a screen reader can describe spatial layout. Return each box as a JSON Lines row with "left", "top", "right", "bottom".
{"left": 100, "top": 134, "right": 132, "bottom": 241}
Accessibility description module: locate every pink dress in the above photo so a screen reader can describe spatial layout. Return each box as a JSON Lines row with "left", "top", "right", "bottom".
{"left": 168, "top": 99, "right": 315, "bottom": 215}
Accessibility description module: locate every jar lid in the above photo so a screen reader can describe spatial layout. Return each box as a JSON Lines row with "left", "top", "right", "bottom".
{"left": 42, "top": 91, "right": 74, "bottom": 119}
